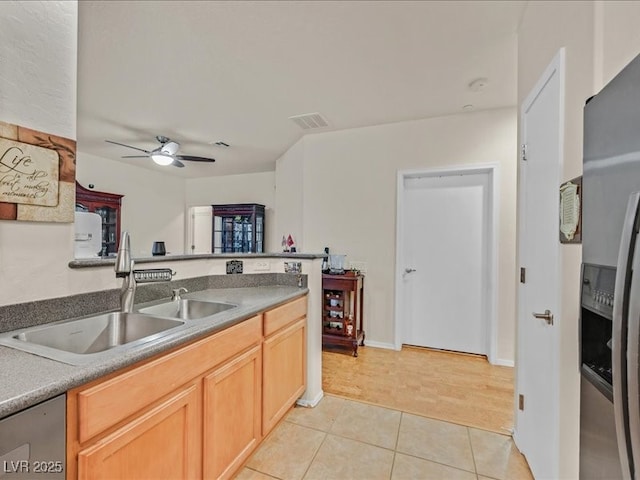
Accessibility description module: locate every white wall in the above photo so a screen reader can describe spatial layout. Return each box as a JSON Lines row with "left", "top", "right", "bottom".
{"left": 276, "top": 108, "right": 518, "bottom": 359}
{"left": 275, "top": 139, "right": 304, "bottom": 251}
{"left": 76, "top": 152, "right": 186, "bottom": 257}
{"left": 0, "top": 1, "right": 79, "bottom": 306}
{"left": 186, "top": 172, "right": 276, "bottom": 252}
{"left": 600, "top": 1, "right": 640, "bottom": 87}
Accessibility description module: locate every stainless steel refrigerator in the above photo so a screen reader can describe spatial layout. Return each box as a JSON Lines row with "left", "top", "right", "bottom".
{"left": 581, "top": 52, "right": 640, "bottom": 479}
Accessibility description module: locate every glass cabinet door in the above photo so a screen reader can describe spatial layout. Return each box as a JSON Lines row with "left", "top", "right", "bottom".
{"left": 95, "top": 206, "right": 118, "bottom": 255}
{"left": 212, "top": 204, "right": 265, "bottom": 253}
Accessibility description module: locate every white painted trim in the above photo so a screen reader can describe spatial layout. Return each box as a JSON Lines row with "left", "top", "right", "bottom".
{"left": 394, "top": 164, "right": 500, "bottom": 362}
{"left": 296, "top": 390, "right": 324, "bottom": 408}
{"left": 364, "top": 340, "right": 397, "bottom": 350}
{"left": 514, "top": 47, "right": 565, "bottom": 478}
{"left": 494, "top": 358, "right": 515, "bottom": 368}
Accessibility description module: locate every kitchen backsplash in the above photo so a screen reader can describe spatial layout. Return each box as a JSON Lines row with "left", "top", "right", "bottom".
{"left": 0, "top": 273, "right": 307, "bottom": 334}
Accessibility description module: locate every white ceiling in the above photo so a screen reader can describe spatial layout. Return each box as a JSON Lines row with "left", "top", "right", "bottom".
{"left": 77, "top": 1, "right": 526, "bottom": 178}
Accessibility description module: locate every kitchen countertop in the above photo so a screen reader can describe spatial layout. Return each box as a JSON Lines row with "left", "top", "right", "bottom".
{"left": 0, "top": 285, "right": 307, "bottom": 418}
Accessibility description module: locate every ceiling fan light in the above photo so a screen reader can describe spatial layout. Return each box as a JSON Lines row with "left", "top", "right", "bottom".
{"left": 161, "top": 141, "right": 180, "bottom": 155}
{"left": 151, "top": 153, "right": 174, "bottom": 166}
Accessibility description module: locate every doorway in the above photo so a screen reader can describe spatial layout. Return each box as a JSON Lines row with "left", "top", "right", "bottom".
{"left": 395, "top": 165, "right": 498, "bottom": 361}
{"left": 186, "top": 205, "right": 212, "bottom": 254}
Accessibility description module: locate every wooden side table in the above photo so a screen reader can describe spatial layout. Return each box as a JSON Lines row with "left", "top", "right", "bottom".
{"left": 322, "top": 273, "right": 365, "bottom": 357}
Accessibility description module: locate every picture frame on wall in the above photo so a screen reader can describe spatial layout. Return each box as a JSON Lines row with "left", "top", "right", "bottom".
{"left": 0, "top": 121, "right": 76, "bottom": 223}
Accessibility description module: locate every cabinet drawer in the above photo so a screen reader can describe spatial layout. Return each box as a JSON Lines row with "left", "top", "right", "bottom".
{"left": 323, "top": 277, "right": 361, "bottom": 292}
{"left": 263, "top": 295, "right": 307, "bottom": 337}
{"left": 75, "top": 315, "right": 261, "bottom": 443}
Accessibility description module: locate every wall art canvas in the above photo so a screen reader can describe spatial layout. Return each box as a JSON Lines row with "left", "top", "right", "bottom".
{"left": 0, "top": 121, "right": 75, "bottom": 222}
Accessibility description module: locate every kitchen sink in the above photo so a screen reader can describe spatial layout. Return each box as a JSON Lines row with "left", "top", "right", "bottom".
{"left": 138, "top": 299, "right": 237, "bottom": 320}
{"left": 0, "top": 312, "right": 185, "bottom": 364}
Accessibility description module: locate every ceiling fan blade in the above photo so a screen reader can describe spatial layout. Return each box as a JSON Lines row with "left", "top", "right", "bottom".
{"left": 172, "top": 159, "right": 185, "bottom": 168}
{"left": 121, "top": 155, "right": 149, "bottom": 158}
{"left": 105, "top": 140, "right": 151, "bottom": 154}
{"left": 176, "top": 155, "right": 216, "bottom": 163}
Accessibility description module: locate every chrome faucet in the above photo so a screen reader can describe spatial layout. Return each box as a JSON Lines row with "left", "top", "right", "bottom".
{"left": 115, "top": 231, "right": 176, "bottom": 312}
{"left": 115, "top": 231, "right": 136, "bottom": 313}
{"left": 171, "top": 288, "right": 188, "bottom": 301}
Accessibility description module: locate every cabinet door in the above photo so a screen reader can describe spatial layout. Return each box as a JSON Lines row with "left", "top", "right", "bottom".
{"left": 203, "top": 345, "right": 262, "bottom": 480}
{"left": 262, "top": 318, "right": 306, "bottom": 435}
{"left": 77, "top": 383, "right": 201, "bottom": 480}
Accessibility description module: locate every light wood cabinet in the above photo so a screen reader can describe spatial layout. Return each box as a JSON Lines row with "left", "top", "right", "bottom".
{"left": 77, "top": 383, "right": 201, "bottom": 480}
{"left": 66, "top": 295, "right": 307, "bottom": 480}
{"left": 203, "top": 345, "right": 262, "bottom": 480}
{"left": 262, "top": 296, "right": 307, "bottom": 435}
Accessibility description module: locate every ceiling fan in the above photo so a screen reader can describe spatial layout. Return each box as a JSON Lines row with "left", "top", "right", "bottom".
{"left": 105, "top": 135, "right": 216, "bottom": 168}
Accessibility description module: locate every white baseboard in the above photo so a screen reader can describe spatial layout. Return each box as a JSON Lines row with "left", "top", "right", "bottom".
{"left": 492, "top": 358, "right": 515, "bottom": 367}
{"left": 363, "top": 340, "right": 397, "bottom": 350}
{"left": 296, "top": 390, "right": 324, "bottom": 408}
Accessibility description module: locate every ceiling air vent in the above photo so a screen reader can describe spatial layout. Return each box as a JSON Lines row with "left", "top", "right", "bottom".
{"left": 289, "top": 112, "right": 329, "bottom": 130}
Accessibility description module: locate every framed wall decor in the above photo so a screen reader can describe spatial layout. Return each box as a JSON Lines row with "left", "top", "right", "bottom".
{"left": 0, "top": 121, "right": 76, "bottom": 223}
{"left": 559, "top": 176, "right": 582, "bottom": 244}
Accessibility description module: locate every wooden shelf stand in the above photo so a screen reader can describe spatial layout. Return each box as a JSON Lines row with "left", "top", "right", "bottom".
{"left": 322, "top": 273, "right": 365, "bottom": 357}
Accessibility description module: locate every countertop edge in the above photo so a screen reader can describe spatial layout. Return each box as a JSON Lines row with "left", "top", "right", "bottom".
{"left": 69, "top": 253, "right": 327, "bottom": 268}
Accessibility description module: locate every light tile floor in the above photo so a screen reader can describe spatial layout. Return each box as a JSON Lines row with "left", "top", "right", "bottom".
{"left": 236, "top": 395, "right": 533, "bottom": 480}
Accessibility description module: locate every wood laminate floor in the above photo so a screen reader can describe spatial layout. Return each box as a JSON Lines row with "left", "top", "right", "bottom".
{"left": 322, "top": 345, "right": 515, "bottom": 435}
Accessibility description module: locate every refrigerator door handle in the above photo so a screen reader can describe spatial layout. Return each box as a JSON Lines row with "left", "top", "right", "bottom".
{"left": 628, "top": 212, "right": 640, "bottom": 479}
{"left": 613, "top": 192, "right": 640, "bottom": 480}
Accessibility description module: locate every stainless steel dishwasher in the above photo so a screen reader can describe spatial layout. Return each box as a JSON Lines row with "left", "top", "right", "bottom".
{"left": 0, "top": 394, "right": 65, "bottom": 479}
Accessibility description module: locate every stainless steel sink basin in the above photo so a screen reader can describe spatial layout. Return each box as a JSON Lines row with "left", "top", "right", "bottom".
{"left": 13, "top": 312, "right": 184, "bottom": 354}
{"left": 139, "top": 299, "right": 237, "bottom": 320}
{"left": 0, "top": 312, "right": 186, "bottom": 364}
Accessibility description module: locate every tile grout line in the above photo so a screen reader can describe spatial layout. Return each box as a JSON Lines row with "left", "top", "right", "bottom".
{"left": 297, "top": 399, "right": 346, "bottom": 480}
{"left": 242, "top": 466, "right": 283, "bottom": 480}
{"left": 325, "top": 391, "right": 512, "bottom": 436}
{"left": 466, "top": 426, "right": 480, "bottom": 478}
{"left": 287, "top": 404, "right": 479, "bottom": 475}
{"left": 299, "top": 431, "right": 328, "bottom": 480}
{"left": 270, "top": 397, "right": 509, "bottom": 480}
{"left": 388, "top": 411, "right": 404, "bottom": 480}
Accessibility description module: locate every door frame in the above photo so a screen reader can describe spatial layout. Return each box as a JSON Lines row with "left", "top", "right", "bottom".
{"left": 394, "top": 164, "right": 500, "bottom": 364}
{"left": 513, "top": 48, "right": 564, "bottom": 476}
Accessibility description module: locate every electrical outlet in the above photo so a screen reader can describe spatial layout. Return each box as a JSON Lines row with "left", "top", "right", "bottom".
{"left": 255, "top": 261, "right": 270, "bottom": 271}
{"left": 349, "top": 261, "right": 367, "bottom": 273}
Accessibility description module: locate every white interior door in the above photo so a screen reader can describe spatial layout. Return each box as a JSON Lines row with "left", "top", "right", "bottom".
{"left": 514, "top": 50, "right": 564, "bottom": 479}
{"left": 187, "top": 206, "right": 212, "bottom": 254}
{"left": 401, "top": 171, "right": 490, "bottom": 355}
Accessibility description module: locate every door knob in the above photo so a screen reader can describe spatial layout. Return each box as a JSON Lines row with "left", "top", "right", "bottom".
{"left": 532, "top": 310, "right": 554, "bottom": 325}
{"left": 405, "top": 268, "right": 416, "bottom": 274}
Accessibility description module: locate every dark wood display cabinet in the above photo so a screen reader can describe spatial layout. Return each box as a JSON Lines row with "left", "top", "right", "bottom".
{"left": 75, "top": 182, "right": 124, "bottom": 256}
{"left": 212, "top": 203, "right": 265, "bottom": 253}
{"left": 322, "top": 273, "right": 365, "bottom": 357}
